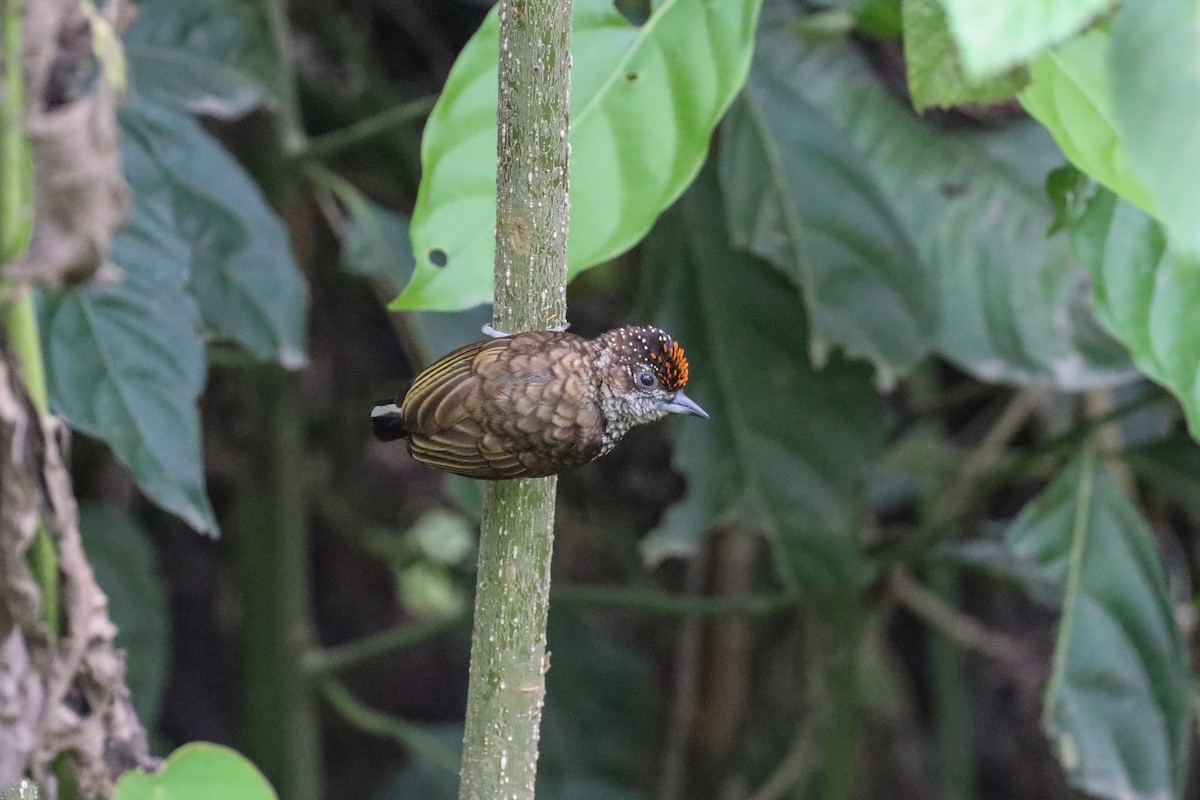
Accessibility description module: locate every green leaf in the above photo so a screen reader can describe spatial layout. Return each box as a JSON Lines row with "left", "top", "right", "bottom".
{"left": 1006, "top": 453, "right": 1191, "bottom": 800}
{"left": 902, "top": 0, "right": 1027, "bottom": 112}
{"left": 756, "top": 0, "right": 1133, "bottom": 388}
{"left": 342, "top": 196, "right": 415, "bottom": 288}
{"left": 395, "top": 0, "right": 763, "bottom": 311}
{"left": 640, "top": 166, "right": 882, "bottom": 596}
{"left": 114, "top": 743, "right": 276, "bottom": 800}
{"left": 1018, "top": 28, "right": 1157, "bottom": 216}
{"left": 118, "top": 98, "right": 307, "bottom": 368}
{"left": 937, "top": 0, "right": 1111, "bottom": 77}
{"left": 720, "top": 56, "right": 935, "bottom": 381}
{"left": 1072, "top": 191, "right": 1200, "bottom": 438}
{"left": 38, "top": 189, "right": 218, "bottom": 535}
{"left": 123, "top": 0, "right": 279, "bottom": 119}
{"left": 1111, "top": 0, "right": 1200, "bottom": 263}
{"left": 80, "top": 505, "right": 169, "bottom": 725}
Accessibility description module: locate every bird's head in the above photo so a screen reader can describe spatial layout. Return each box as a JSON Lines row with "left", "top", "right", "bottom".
{"left": 597, "top": 326, "right": 708, "bottom": 430}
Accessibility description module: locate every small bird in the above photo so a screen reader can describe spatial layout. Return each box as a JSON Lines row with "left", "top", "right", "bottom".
{"left": 372, "top": 325, "right": 708, "bottom": 479}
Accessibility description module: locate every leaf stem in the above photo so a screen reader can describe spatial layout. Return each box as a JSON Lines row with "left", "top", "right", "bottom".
{"left": 553, "top": 584, "right": 801, "bottom": 617}
{"left": 317, "top": 678, "right": 462, "bottom": 772}
{"left": 302, "top": 96, "right": 436, "bottom": 161}
{"left": 302, "top": 611, "right": 469, "bottom": 676}
{"left": 1, "top": 0, "right": 58, "bottom": 639}
{"left": 457, "top": 1, "right": 572, "bottom": 798}
{"left": 264, "top": 0, "right": 306, "bottom": 154}
{"left": 1043, "top": 444, "right": 1095, "bottom": 726}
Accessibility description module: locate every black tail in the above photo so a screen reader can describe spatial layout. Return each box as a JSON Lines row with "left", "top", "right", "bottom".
{"left": 371, "top": 400, "right": 409, "bottom": 442}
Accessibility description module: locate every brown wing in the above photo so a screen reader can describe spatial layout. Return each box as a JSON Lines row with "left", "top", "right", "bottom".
{"left": 400, "top": 332, "right": 605, "bottom": 479}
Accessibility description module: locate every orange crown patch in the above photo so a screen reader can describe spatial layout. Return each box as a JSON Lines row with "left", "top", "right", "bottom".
{"left": 647, "top": 340, "right": 688, "bottom": 391}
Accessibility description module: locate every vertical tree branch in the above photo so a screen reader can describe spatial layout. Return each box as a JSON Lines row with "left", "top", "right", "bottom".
{"left": 458, "top": 1, "right": 571, "bottom": 798}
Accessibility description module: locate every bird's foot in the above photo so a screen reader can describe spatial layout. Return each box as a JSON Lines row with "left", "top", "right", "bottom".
{"left": 481, "top": 324, "right": 510, "bottom": 338}
{"left": 481, "top": 321, "right": 570, "bottom": 338}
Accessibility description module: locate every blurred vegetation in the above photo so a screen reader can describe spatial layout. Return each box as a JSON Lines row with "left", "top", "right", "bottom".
{"left": 5, "top": 0, "right": 1200, "bottom": 798}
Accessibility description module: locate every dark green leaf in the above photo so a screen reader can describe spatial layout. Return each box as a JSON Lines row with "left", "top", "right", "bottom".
{"left": 757, "top": 0, "right": 1132, "bottom": 388}
{"left": 937, "top": 0, "right": 1111, "bottom": 77}
{"left": 342, "top": 195, "right": 416, "bottom": 288}
{"left": 902, "top": 0, "right": 1027, "bottom": 112}
{"left": 39, "top": 187, "right": 217, "bottom": 534}
{"left": 641, "top": 166, "right": 882, "bottom": 596}
{"left": 1045, "top": 166, "right": 1094, "bottom": 237}
{"left": 1111, "top": 0, "right": 1200, "bottom": 262}
{"left": 80, "top": 505, "right": 169, "bottom": 725}
{"left": 720, "top": 53, "right": 935, "bottom": 380}
{"left": 114, "top": 743, "right": 276, "bottom": 800}
{"left": 1125, "top": 435, "right": 1200, "bottom": 524}
{"left": 1007, "top": 454, "right": 1191, "bottom": 800}
{"left": 395, "top": 0, "right": 763, "bottom": 310}
{"left": 124, "top": 0, "right": 279, "bottom": 119}
{"left": 1072, "top": 191, "right": 1200, "bottom": 437}
{"left": 118, "top": 98, "right": 307, "bottom": 367}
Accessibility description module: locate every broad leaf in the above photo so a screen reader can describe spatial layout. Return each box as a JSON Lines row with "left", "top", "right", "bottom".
{"left": 80, "top": 505, "right": 169, "bottom": 724}
{"left": 640, "top": 167, "right": 882, "bottom": 596}
{"left": 124, "top": 0, "right": 279, "bottom": 119}
{"left": 39, "top": 186, "right": 217, "bottom": 534}
{"left": 759, "top": 0, "right": 1133, "bottom": 388}
{"left": 114, "top": 743, "right": 276, "bottom": 800}
{"left": 342, "top": 195, "right": 416, "bottom": 288}
{"left": 1072, "top": 191, "right": 1200, "bottom": 438}
{"left": 938, "top": 0, "right": 1111, "bottom": 77}
{"left": 902, "top": 0, "right": 1026, "bottom": 112}
{"left": 1019, "top": 29, "right": 1156, "bottom": 216}
{"left": 1111, "top": 0, "right": 1200, "bottom": 263}
{"left": 118, "top": 98, "right": 307, "bottom": 368}
{"left": 1007, "top": 454, "right": 1190, "bottom": 800}
{"left": 719, "top": 71, "right": 934, "bottom": 381}
{"left": 395, "top": 0, "right": 762, "bottom": 310}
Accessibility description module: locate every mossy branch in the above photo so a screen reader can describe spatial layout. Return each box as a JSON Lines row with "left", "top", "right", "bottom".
{"left": 458, "top": 1, "right": 572, "bottom": 798}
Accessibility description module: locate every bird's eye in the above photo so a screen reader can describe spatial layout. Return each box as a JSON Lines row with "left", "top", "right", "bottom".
{"left": 635, "top": 368, "right": 658, "bottom": 390}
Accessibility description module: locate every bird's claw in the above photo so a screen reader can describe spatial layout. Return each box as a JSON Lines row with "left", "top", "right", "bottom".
{"left": 482, "top": 321, "right": 570, "bottom": 339}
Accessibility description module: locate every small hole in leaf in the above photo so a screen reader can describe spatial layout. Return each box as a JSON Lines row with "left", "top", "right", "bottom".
{"left": 625, "top": 72, "right": 639, "bottom": 82}
{"left": 429, "top": 249, "right": 448, "bottom": 267}
{"left": 940, "top": 182, "right": 967, "bottom": 199}
{"left": 614, "top": 0, "right": 650, "bottom": 26}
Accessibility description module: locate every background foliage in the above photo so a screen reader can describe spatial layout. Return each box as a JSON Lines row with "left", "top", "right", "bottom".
{"left": 24, "top": 0, "right": 1200, "bottom": 797}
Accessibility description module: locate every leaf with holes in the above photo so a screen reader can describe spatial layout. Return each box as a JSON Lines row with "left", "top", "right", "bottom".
{"left": 1072, "top": 190, "right": 1200, "bottom": 438}
{"left": 1006, "top": 454, "right": 1190, "bottom": 800}
{"left": 118, "top": 97, "right": 307, "bottom": 367}
{"left": 394, "top": 0, "right": 763, "bottom": 311}
{"left": 639, "top": 167, "right": 882, "bottom": 596}
{"left": 719, "top": 57, "right": 934, "bottom": 381}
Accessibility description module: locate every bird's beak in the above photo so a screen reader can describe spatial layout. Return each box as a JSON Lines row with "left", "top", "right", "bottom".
{"left": 662, "top": 391, "right": 709, "bottom": 419}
